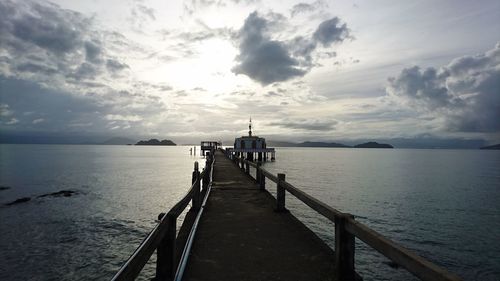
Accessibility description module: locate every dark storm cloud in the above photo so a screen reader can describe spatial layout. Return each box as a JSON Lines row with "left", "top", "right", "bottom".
{"left": 0, "top": 77, "right": 103, "bottom": 131}
{"left": 84, "top": 40, "right": 103, "bottom": 63}
{"left": 387, "top": 43, "right": 500, "bottom": 132}
{"left": 0, "top": 0, "right": 129, "bottom": 83}
{"left": 106, "top": 59, "right": 130, "bottom": 73}
{"left": 0, "top": 1, "right": 174, "bottom": 136}
{"left": 6, "top": 2, "right": 88, "bottom": 55}
{"left": 313, "top": 17, "right": 350, "bottom": 47}
{"left": 388, "top": 66, "right": 455, "bottom": 109}
{"left": 232, "top": 12, "right": 306, "bottom": 85}
{"left": 15, "top": 62, "right": 57, "bottom": 75}
{"left": 269, "top": 118, "right": 337, "bottom": 131}
{"left": 232, "top": 11, "right": 351, "bottom": 85}
{"left": 70, "top": 63, "right": 100, "bottom": 80}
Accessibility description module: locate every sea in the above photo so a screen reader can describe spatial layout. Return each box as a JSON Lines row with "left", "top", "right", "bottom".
{"left": 0, "top": 144, "right": 499, "bottom": 281}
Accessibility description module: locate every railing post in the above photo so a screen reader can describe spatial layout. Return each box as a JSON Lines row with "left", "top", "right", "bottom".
{"left": 335, "top": 213, "right": 355, "bottom": 281}
{"left": 276, "top": 173, "right": 286, "bottom": 212}
{"left": 256, "top": 162, "right": 261, "bottom": 183}
{"left": 202, "top": 168, "right": 209, "bottom": 192}
{"left": 260, "top": 170, "right": 266, "bottom": 190}
{"left": 245, "top": 161, "right": 250, "bottom": 175}
{"left": 156, "top": 214, "right": 176, "bottom": 281}
{"left": 202, "top": 155, "right": 210, "bottom": 192}
{"left": 192, "top": 162, "right": 201, "bottom": 210}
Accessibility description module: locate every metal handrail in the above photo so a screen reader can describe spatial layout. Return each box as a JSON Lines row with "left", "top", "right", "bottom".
{"left": 173, "top": 156, "right": 215, "bottom": 281}
{"left": 111, "top": 174, "right": 202, "bottom": 281}
{"left": 111, "top": 155, "right": 215, "bottom": 281}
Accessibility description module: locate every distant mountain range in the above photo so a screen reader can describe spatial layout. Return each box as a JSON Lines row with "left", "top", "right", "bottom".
{"left": 265, "top": 141, "right": 393, "bottom": 148}
{"left": 0, "top": 132, "right": 496, "bottom": 149}
{"left": 480, "top": 143, "right": 500, "bottom": 150}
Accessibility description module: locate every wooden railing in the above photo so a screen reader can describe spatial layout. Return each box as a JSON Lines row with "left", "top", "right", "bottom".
{"left": 112, "top": 152, "right": 215, "bottom": 281}
{"left": 226, "top": 150, "right": 462, "bottom": 281}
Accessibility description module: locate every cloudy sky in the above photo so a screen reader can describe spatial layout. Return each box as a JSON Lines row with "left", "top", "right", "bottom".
{"left": 0, "top": 0, "right": 499, "bottom": 144}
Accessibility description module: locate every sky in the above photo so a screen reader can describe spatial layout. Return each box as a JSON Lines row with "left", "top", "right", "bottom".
{"left": 0, "top": 0, "right": 499, "bottom": 144}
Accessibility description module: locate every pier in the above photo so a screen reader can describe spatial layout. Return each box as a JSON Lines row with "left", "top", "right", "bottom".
{"left": 112, "top": 149, "right": 462, "bottom": 281}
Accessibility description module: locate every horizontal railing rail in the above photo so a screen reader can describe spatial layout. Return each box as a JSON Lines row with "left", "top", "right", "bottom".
{"left": 224, "top": 149, "right": 462, "bottom": 281}
{"left": 112, "top": 152, "right": 216, "bottom": 281}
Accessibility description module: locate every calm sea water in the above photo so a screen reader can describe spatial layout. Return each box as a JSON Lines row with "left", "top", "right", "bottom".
{"left": 0, "top": 145, "right": 499, "bottom": 280}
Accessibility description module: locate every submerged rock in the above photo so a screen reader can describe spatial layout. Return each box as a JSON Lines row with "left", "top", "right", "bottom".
{"left": 5, "top": 197, "right": 31, "bottom": 205}
{"left": 37, "top": 190, "right": 78, "bottom": 198}
{"left": 0, "top": 186, "right": 11, "bottom": 191}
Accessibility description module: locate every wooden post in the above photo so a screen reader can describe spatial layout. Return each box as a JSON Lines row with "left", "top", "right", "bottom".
{"left": 202, "top": 168, "right": 208, "bottom": 191}
{"left": 256, "top": 162, "right": 261, "bottom": 183}
{"left": 192, "top": 162, "right": 201, "bottom": 210}
{"left": 276, "top": 173, "right": 286, "bottom": 212}
{"left": 245, "top": 161, "right": 250, "bottom": 175}
{"left": 335, "top": 213, "right": 355, "bottom": 281}
{"left": 240, "top": 157, "right": 244, "bottom": 171}
{"left": 259, "top": 169, "right": 266, "bottom": 190}
{"left": 156, "top": 214, "right": 176, "bottom": 280}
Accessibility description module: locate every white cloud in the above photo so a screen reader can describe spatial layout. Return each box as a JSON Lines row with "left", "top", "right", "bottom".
{"left": 32, "top": 118, "right": 44, "bottom": 124}
{"left": 6, "top": 118, "right": 19, "bottom": 125}
{"left": 104, "top": 114, "right": 143, "bottom": 122}
{"left": 0, "top": 104, "right": 13, "bottom": 116}
{"left": 387, "top": 43, "right": 500, "bottom": 133}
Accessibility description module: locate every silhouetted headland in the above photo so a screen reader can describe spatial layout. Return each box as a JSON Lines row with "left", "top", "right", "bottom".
{"left": 354, "top": 141, "right": 394, "bottom": 148}
{"left": 480, "top": 143, "right": 500, "bottom": 150}
{"left": 135, "top": 139, "right": 176, "bottom": 146}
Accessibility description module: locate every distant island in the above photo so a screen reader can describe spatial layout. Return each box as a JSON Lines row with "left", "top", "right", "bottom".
{"left": 354, "top": 142, "right": 393, "bottom": 148}
{"left": 136, "top": 139, "right": 176, "bottom": 146}
{"left": 480, "top": 143, "right": 500, "bottom": 150}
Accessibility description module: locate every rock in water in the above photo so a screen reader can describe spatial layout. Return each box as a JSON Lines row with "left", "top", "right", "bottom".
{"left": 5, "top": 197, "right": 31, "bottom": 206}
{"left": 37, "top": 190, "right": 78, "bottom": 198}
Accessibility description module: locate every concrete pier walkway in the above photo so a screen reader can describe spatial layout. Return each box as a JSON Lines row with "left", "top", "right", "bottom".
{"left": 182, "top": 151, "right": 335, "bottom": 281}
